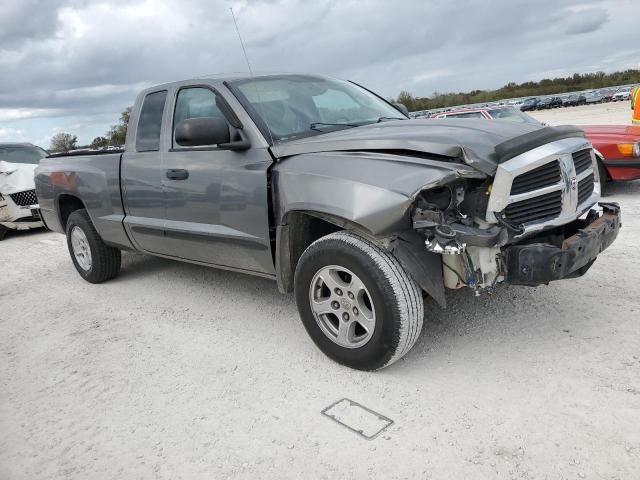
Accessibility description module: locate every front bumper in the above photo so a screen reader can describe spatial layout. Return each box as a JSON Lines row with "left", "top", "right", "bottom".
{"left": 504, "top": 202, "right": 621, "bottom": 286}
{"left": 0, "top": 196, "right": 43, "bottom": 230}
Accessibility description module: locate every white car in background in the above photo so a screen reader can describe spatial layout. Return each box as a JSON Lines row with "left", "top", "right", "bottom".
{"left": 0, "top": 143, "right": 48, "bottom": 240}
{"left": 612, "top": 87, "right": 632, "bottom": 102}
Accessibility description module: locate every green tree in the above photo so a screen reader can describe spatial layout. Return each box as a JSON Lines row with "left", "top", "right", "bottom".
{"left": 90, "top": 136, "right": 109, "bottom": 148}
{"left": 107, "top": 106, "right": 132, "bottom": 145}
{"left": 50, "top": 133, "right": 78, "bottom": 153}
{"left": 396, "top": 90, "right": 417, "bottom": 111}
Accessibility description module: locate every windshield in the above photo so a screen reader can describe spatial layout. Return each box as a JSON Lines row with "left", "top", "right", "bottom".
{"left": 229, "top": 75, "right": 406, "bottom": 143}
{"left": 488, "top": 107, "right": 542, "bottom": 125}
{"left": 0, "top": 145, "right": 48, "bottom": 164}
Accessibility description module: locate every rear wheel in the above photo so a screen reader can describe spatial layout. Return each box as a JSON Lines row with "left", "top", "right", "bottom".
{"left": 66, "top": 209, "right": 121, "bottom": 283}
{"left": 0, "top": 226, "right": 7, "bottom": 241}
{"left": 294, "top": 231, "right": 424, "bottom": 370}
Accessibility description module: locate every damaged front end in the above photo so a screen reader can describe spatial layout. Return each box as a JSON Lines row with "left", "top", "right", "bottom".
{"left": 410, "top": 177, "right": 507, "bottom": 296}
{"left": 407, "top": 136, "right": 622, "bottom": 302}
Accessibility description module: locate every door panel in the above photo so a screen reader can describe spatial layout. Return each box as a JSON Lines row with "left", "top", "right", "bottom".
{"left": 121, "top": 89, "right": 168, "bottom": 252}
{"left": 121, "top": 151, "right": 166, "bottom": 253}
{"left": 160, "top": 148, "right": 275, "bottom": 274}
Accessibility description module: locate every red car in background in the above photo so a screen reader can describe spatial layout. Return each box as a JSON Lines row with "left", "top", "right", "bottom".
{"left": 429, "top": 106, "right": 640, "bottom": 182}
{"left": 580, "top": 125, "right": 640, "bottom": 181}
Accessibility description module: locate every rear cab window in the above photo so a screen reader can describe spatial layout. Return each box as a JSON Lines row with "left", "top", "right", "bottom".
{"left": 136, "top": 90, "right": 168, "bottom": 152}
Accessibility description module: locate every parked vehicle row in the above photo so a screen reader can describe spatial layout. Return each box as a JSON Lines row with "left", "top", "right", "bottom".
{"left": 415, "top": 86, "right": 638, "bottom": 118}
{"left": 431, "top": 106, "right": 640, "bottom": 182}
{"left": 34, "top": 73, "right": 621, "bottom": 370}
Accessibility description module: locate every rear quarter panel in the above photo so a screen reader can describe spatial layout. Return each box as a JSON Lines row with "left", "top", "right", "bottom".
{"left": 35, "top": 153, "right": 133, "bottom": 249}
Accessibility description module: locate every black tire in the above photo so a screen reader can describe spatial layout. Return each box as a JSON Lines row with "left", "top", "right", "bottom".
{"left": 66, "top": 209, "right": 121, "bottom": 283}
{"left": 294, "top": 231, "right": 424, "bottom": 370}
{"left": 0, "top": 226, "right": 7, "bottom": 241}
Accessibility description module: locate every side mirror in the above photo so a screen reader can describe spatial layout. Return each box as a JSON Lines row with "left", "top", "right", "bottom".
{"left": 175, "top": 117, "right": 230, "bottom": 147}
{"left": 175, "top": 117, "right": 251, "bottom": 150}
{"left": 393, "top": 102, "right": 410, "bottom": 117}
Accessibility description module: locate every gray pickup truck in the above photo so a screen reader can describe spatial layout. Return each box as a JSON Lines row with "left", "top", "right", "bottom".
{"left": 35, "top": 74, "right": 621, "bottom": 370}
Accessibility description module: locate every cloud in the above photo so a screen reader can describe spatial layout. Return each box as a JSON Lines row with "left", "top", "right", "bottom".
{"left": 0, "top": 0, "right": 636, "bottom": 146}
{"left": 0, "top": 127, "right": 27, "bottom": 142}
{"left": 0, "top": 1, "right": 65, "bottom": 49}
{"left": 565, "top": 7, "right": 610, "bottom": 35}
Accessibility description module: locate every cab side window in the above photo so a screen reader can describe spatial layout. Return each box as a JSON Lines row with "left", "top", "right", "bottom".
{"left": 173, "top": 88, "right": 224, "bottom": 146}
{"left": 136, "top": 90, "right": 168, "bottom": 152}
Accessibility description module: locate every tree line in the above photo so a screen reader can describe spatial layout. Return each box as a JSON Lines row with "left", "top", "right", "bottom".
{"left": 394, "top": 69, "right": 640, "bottom": 112}
{"left": 49, "top": 106, "right": 132, "bottom": 153}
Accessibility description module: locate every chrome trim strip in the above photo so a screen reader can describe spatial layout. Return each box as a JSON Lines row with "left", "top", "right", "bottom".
{"left": 507, "top": 183, "right": 563, "bottom": 203}
{"left": 486, "top": 137, "right": 599, "bottom": 234}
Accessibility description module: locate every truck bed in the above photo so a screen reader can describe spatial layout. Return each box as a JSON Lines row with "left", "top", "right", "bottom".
{"left": 35, "top": 151, "right": 133, "bottom": 250}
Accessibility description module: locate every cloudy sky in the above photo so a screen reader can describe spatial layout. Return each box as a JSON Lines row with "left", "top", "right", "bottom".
{"left": 1, "top": 0, "right": 637, "bottom": 148}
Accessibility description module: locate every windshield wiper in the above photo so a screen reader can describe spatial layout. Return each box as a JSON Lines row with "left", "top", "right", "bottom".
{"left": 309, "top": 122, "right": 358, "bottom": 132}
{"left": 376, "top": 116, "right": 406, "bottom": 122}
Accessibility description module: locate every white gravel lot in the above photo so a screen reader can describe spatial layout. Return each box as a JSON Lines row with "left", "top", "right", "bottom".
{"left": 1, "top": 104, "right": 639, "bottom": 480}
{"left": 529, "top": 100, "right": 632, "bottom": 126}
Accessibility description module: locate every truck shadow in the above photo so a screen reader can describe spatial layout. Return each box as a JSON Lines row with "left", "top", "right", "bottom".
{"left": 601, "top": 179, "right": 640, "bottom": 197}
{"left": 110, "top": 222, "right": 626, "bottom": 372}
{"left": 116, "top": 250, "right": 286, "bottom": 305}
{"left": 0, "top": 226, "right": 49, "bottom": 242}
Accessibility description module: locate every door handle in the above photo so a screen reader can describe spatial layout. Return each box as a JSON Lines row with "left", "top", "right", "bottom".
{"left": 166, "top": 168, "right": 189, "bottom": 180}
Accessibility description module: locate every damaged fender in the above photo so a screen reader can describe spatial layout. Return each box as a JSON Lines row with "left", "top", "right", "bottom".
{"left": 273, "top": 150, "right": 484, "bottom": 236}
{"left": 272, "top": 150, "right": 480, "bottom": 303}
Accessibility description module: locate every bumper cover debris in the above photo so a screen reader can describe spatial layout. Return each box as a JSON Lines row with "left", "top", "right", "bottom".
{"left": 504, "top": 202, "right": 621, "bottom": 286}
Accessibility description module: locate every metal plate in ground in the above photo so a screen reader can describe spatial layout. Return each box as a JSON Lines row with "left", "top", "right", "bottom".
{"left": 321, "top": 398, "right": 393, "bottom": 440}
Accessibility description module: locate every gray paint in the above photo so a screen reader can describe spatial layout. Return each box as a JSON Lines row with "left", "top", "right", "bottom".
{"left": 272, "top": 118, "right": 543, "bottom": 175}
{"left": 35, "top": 153, "right": 132, "bottom": 250}
{"left": 273, "top": 151, "right": 484, "bottom": 237}
{"left": 34, "top": 73, "right": 551, "bottom": 291}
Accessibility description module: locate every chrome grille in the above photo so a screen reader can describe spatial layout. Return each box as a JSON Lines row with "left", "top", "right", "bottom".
{"left": 578, "top": 173, "right": 595, "bottom": 205}
{"left": 505, "top": 190, "right": 563, "bottom": 224}
{"left": 572, "top": 149, "right": 592, "bottom": 175}
{"left": 510, "top": 160, "right": 561, "bottom": 195}
{"left": 486, "top": 137, "right": 600, "bottom": 235}
{"left": 9, "top": 189, "right": 38, "bottom": 206}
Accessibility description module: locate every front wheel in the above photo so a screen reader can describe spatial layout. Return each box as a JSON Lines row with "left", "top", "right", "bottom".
{"left": 66, "top": 209, "right": 121, "bottom": 283}
{"left": 294, "top": 231, "right": 424, "bottom": 370}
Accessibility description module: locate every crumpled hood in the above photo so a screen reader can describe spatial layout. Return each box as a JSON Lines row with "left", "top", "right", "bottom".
{"left": 0, "top": 161, "right": 37, "bottom": 195}
{"left": 272, "top": 118, "right": 545, "bottom": 174}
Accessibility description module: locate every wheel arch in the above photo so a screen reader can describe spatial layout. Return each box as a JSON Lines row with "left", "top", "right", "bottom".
{"left": 274, "top": 210, "right": 446, "bottom": 309}
{"left": 57, "top": 194, "right": 87, "bottom": 230}
{"left": 593, "top": 149, "right": 610, "bottom": 182}
{"left": 275, "top": 210, "right": 374, "bottom": 293}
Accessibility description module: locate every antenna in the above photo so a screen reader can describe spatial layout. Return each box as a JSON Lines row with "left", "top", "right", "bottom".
{"left": 229, "top": 7, "right": 277, "bottom": 148}
{"left": 230, "top": 7, "right": 253, "bottom": 75}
